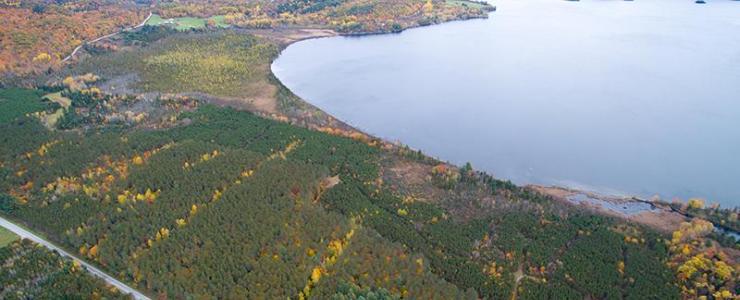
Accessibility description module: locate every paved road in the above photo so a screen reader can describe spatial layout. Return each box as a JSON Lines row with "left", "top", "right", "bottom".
{"left": 0, "top": 217, "right": 150, "bottom": 300}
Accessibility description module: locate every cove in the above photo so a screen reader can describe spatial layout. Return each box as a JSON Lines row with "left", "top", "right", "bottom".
{"left": 272, "top": 0, "right": 740, "bottom": 208}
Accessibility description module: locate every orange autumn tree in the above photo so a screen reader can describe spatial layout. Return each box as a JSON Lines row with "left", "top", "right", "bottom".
{"left": 0, "top": 3, "right": 146, "bottom": 76}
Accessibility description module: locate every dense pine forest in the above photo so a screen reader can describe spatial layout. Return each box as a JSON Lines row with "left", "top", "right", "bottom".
{"left": 2, "top": 85, "right": 735, "bottom": 298}
{"left": 0, "top": 0, "right": 737, "bottom": 299}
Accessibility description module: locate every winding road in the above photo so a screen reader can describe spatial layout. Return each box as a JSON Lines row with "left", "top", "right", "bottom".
{"left": 62, "top": 11, "right": 153, "bottom": 62}
{"left": 0, "top": 216, "right": 150, "bottom": 300}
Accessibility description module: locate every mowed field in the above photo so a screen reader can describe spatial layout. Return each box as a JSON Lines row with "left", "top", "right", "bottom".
{"left": 146, "top": 14, "right": 229, "bottom": 30}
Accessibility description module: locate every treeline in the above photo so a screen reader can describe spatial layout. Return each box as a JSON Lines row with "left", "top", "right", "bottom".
{"left": 675, "top": 199, "right": 740, "bottom": 234}
{"left": 150, "top": 0, "right": 493, "bottom": 33}
{"left": 277, "top": 0, "right": 346, "bottom": 14}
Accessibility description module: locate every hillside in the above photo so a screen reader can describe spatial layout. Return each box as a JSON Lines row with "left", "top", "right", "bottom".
{"left": 0, "top": 0, "right": 492, "bottom": 80}
{"left": 0, "top": 0, "right": 737, "bottom": 299}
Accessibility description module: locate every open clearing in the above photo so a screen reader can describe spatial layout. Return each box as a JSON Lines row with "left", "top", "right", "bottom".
{"left": 145, "top": 14, "right": 229, "bottom": 30}
{"left": 43, "top": 92, "right": 72, "bottom": 109}
{"left": 38, "top": 92, "right": 72, "bottom": 128}
{"left": 0, "top": 88, "right": 48, "bottom": 124}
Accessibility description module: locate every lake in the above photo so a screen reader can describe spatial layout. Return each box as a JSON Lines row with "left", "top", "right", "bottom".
{"left": 272, "top": 0, "right": 740, "bottom": 208}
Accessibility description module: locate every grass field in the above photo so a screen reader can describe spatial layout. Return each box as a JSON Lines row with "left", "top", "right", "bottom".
{"left": 0, "top": 227, "right": 18, "bottom": 248}
{"left": 0, "top": 88, "right": 49, "bottom": 124}
{"left": 146, "top": 14, "right": 229, "bottom": 31}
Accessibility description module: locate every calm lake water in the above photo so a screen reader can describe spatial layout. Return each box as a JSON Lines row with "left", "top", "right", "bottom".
{"left": 272, "top": 0, "right": 740, "bottom": 208}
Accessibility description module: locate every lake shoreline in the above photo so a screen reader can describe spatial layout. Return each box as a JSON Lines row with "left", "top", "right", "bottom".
{"left": 266, "top": 6, "right": 738, "bottom": 236}
{"left": 530, "top": 184, "right": 740, "bottom": 238}
{"left": 266, "top": 27, "right": 680, "bottom": 230}
{"left": 245, "top": 7, "right": 495, "bottom": 45}
{"left": 530, "top": 184, "right": 683, "bottom": 232}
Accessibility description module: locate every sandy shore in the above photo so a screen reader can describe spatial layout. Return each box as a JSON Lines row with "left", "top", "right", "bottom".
{"left": 529, "top": 185, "right": 688, "bottom": 233}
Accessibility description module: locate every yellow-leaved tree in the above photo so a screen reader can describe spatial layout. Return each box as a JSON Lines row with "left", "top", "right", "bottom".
{"left": 687, "top": 198, "right": 705, "bottom": 209}
{"left": 32, "top": 52, "right": 51, "bottom": 64}
{"left": 423, "top": 0, "right": 434, "bottom": 14}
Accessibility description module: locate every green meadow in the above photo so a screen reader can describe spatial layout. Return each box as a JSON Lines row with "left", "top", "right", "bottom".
{"left": 146, "top": 14, "right": 229, "bottom": 31}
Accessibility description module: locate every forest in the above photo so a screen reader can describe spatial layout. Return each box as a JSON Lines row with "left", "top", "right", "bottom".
{"left": 0, "top": 0, "right": 492, "bottom": 80}
{"left": 671, "top": 198, "right": 740, "bottom": 234}
{"left": 0, "top": 0, "right": 146, "bottom": 77}
{"left": 3, "top": 86, "right": 734, "bottom": 298}
{"left": 0, "top": 239, "right": 128, "bottom": 299}
{"left": 0, "top": 0, "right": 737, "bottom": 298}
